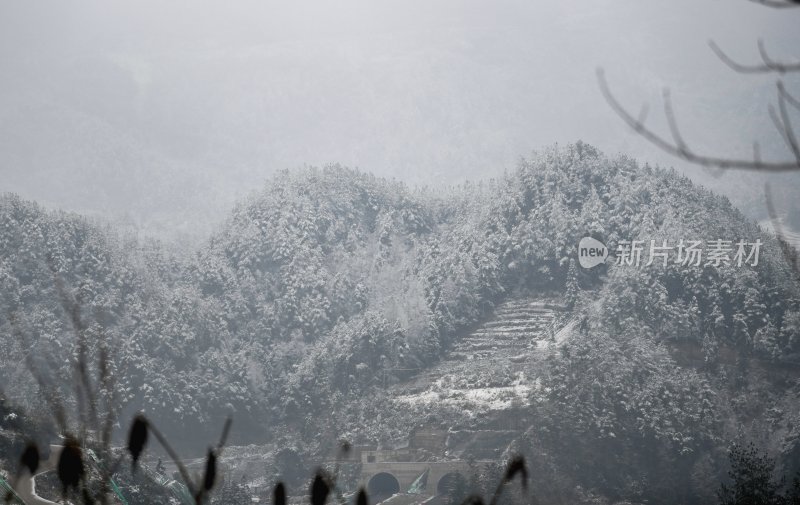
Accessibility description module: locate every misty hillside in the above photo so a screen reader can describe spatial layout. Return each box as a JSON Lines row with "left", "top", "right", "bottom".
{"left": 2, "top": 143, "right": 800, "bottom": 504}
{"left": 4, "top": 0, "right": 800, "bottom": 241}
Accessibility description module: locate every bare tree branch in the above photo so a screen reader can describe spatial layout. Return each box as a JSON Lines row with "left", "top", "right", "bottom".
{"left": 596, "top": 68, "right": 800, "bottom": 171}
{"left": 768, "top": 84, "right": 800, "bottom": 163}
{"left": 778, "top": 80, "right": 800, "bottom": 112}
{"left": 765, "top": 183, "right": 800, "bottom": 280}
{"left": 52, "top": 274, "right": 100, "bottom": 434}
{"left": 8, "top": 312, "right": 70, "bottom": 433}
{"left": 146, "top": 420, "right": 199, "bottom": 499}
{"left": 662, "top": 88, "right": 690, "bottom": 156}
{"left": 748, "top": 0, "right": 800, "bottom": 8}
{"left": 708, "top": 39, "right": 800, "bottom": 74}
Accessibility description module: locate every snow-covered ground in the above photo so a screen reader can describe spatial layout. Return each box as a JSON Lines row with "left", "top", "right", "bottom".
{"left": 390, "top": 298, "right": 570, "bottom": 413}
{"left": 396, "top": 382, "right": 533, "bottom": 411}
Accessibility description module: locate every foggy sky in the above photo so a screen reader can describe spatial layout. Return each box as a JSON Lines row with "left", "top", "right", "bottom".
{"left": 1, "top": 0, "right": 799, "bottom": 241}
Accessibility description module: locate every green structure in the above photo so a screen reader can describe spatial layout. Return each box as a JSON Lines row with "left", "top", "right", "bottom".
{"left": 407, "top": 468, "right": 430, "bottom": 494}
{"left": 140, "top": 465, "right": 195, "bottom": 505}
{"left": 0, "top": 473, "right": 27, "bottom": 505}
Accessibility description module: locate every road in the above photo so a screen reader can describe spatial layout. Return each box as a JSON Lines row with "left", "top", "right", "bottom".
{"left": 13, "top": 445, "right": 63, "bottom": 505}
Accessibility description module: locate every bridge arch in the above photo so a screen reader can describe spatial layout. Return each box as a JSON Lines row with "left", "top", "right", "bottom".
{"left": 367, "top": 472, "right": 400, "bottom": 498}
{"left": 436, "top": 471, "right": 468, "bottom": 497}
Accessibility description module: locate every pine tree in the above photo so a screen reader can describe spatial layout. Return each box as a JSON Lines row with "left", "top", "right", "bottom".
{"left": 787, "top": 473, "right": 800, "bottom": 505}
{"left": 754, "top": 317, "right": 780, "bottom": 360}
{"left": 717, "top": 443, "right": 785, "bottom": 505}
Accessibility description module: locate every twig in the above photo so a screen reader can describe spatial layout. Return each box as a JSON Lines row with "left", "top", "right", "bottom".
{"left": 748, "top": 0, "right": 800, "bottom": 8}
{"left": 53, "top": 276, "right": 100, "bottom": 432}
{"left": 216, "top": 417, "right": 233, "bottom": 452}
{"left": 146, "top": 420, "right": 199, "bottom": 498}
{"left": 708, "top": 39, "right": 800, "bottom": 74}
{"left": 488, "top": 455, "right": 528, "bottom": 505}
{"left": 769, "top": 87, "right": 800, "bottom": 164}
{"left": 10, "top": 314, "right": 69, "bottom": 433}
{"left": 779, "top": 81, "right": 800, "bottom": 112}
{"left": 662, "top": 88, "right": 690, "bottom": 156}
{"left": 597, "top": 68, "right": 800, "bottom": 171}
{"left": 764, "top": 183, "right": 800, "bottom": 281}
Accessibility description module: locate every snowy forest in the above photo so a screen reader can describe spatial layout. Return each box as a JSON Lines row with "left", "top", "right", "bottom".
{"left": 2, "top": 143, "right": 800, "bottom": 504}
{"left": 3, "top": 0, "right": 800, "bottom": 504}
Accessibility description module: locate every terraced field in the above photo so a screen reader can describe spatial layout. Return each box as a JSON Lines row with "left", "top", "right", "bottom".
{"left": 451, "top": 299, "right": 561, "bottom": 360}
{"left": 393, "top": 297, "right": 571, "bottom": 412}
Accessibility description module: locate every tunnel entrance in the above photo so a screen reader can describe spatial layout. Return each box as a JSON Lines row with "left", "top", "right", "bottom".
{"left": 367, "top": 472, "right": 400, "bottom": 499}
{"left": 437, "top": 472, "right": 467, "bottom": 497}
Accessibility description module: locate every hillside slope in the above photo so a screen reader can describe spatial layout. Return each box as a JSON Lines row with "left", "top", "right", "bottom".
{"left": 2, "top": 144, "right": 800, "bottom": 504}
{"left": 393, "top": 297, "right": 564, "bottom": 413}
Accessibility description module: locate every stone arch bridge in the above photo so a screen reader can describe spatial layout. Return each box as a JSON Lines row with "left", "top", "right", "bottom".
{"left": 360, "top": 460, "right": 478, "bottom": 498}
